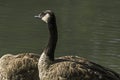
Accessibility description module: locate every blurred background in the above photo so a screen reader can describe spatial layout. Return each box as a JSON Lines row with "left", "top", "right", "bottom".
{"left": 0, "top": 0, "right": 120, "bottom": 73}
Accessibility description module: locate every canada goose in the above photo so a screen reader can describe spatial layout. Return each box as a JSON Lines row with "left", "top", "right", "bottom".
{"left": 35, "top": 10, "right": 120, "bottom": 80}
{"left": 0, "top": 53, "right": 40, "bottom": 80}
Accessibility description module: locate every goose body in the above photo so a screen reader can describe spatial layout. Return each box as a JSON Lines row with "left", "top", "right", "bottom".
{"left": 0, "top": 53, "right": 40, "bottom": 80}
{"left": 35, "top": 10, "right": 120, "bottom": 80}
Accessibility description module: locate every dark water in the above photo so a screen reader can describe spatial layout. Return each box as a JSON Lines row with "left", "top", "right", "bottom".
{"left": 0, "top": 0, "right": 120, "bottom": 73}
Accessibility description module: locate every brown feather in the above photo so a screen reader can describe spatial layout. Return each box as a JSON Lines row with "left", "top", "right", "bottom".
{"left": 38, "top": 56, "right": 120, "bottom": 80}
{"left": 0, "top": 53, "right": 40, "bottom": 80}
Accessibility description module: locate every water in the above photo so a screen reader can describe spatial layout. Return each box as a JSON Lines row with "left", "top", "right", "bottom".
{"left": 0, "top": 0, "right": 120, "bottom": 73}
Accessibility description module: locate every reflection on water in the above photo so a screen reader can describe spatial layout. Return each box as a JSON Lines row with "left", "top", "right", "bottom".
{"left": 0, "top": 0, "right": 120, "bottom": 73}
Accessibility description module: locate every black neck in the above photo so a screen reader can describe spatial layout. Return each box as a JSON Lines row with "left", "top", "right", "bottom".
{"left": 43, "top": 17, "right": 58, "bottom": 61}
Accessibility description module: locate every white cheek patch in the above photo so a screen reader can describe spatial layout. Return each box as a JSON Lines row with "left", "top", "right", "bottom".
{"left": 42, "top": 13, "right": 50, "bottom": 23}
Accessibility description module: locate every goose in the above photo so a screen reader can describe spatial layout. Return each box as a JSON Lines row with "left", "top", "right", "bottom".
{"left": 35, "top": 10, "right": 120, "bottom": 80}
{"left": 0, "top": 53, "right": 40, "bottom": 80}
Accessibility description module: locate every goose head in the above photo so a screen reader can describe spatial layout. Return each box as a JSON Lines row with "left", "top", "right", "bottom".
{"left": 34, "top": 10, "right": 55, "bottom": 23}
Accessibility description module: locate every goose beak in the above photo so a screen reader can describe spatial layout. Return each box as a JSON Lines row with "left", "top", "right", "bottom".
{"left": 34, "top": 14, "right": 41, "bottom": 19}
